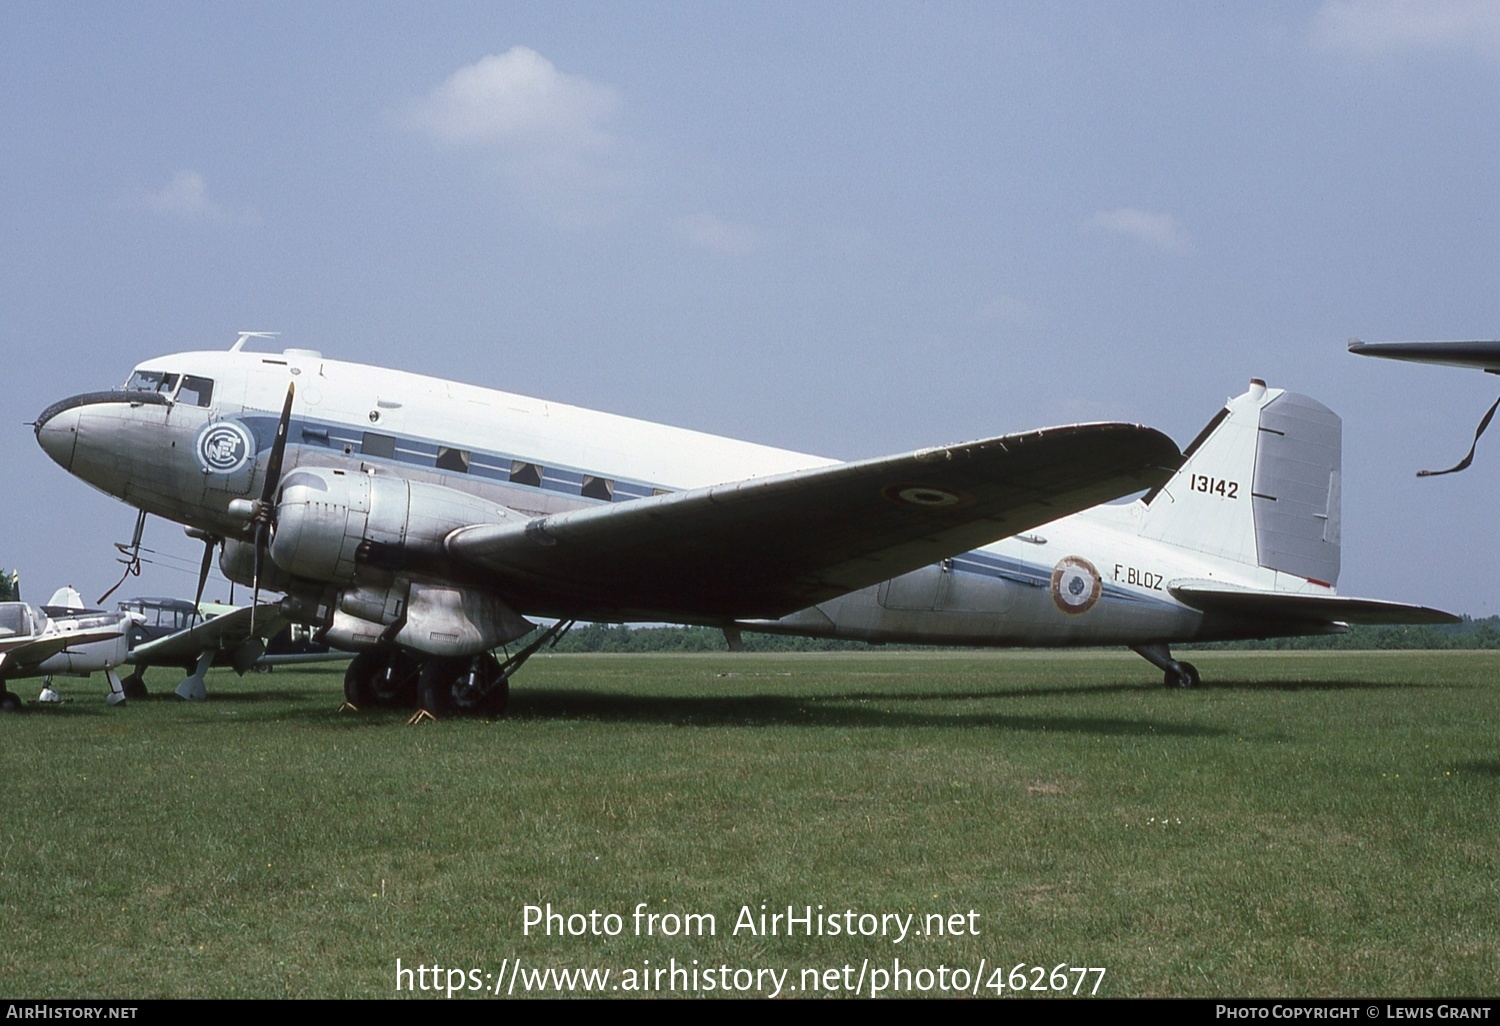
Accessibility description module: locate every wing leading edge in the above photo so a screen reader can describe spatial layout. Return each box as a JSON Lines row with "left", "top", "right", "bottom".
{"left": 1348, "top": 339, "right": 1500, "bottom": 373}
{"left": 447, "top": 422, "right": 1181, "bottom": 622}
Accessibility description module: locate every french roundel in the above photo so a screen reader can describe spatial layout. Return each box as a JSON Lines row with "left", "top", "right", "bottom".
{"left": 1050, "top": 556, "right": 1102, "bottom": 615}
{"left": 194, "top": 420, "right": 255, "bottom": 475}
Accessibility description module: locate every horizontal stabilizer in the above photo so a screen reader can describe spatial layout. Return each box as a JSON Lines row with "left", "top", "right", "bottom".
{"left": 1169, "top": 581, "right": 1459, "bottom": 626}
{"left": 448, "top": 423, "right": 1180, "bottom": 622}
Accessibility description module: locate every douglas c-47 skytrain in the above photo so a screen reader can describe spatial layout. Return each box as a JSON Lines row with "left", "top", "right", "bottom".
{"left": 31, "top": 334, "right": 1455, "bottom": 715}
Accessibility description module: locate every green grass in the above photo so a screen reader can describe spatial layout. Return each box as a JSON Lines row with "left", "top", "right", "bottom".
{"left": 2, "top": 650, "right": 1496, "bottom": 998}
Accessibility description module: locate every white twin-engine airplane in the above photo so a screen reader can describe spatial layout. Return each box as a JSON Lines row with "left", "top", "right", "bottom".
{"left": 33, "top": 335, "right": 1454, "bottom": 716}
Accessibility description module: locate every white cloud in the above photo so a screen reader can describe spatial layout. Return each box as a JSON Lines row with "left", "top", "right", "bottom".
{"left": 1310, "top": 0, "right": 1500, "bottom": 61}
{"left": 135, "top": 171, "right": 229, "bottom": 220}
{"left": 674, "top": 212, "right": 759, "bottom": 255}
{"left": 1083, "top": 207, "right": 1193, "bottom": 253}
{"left": 405, "top": 47, "right": 618, "bottom": 150}
{"left": 403, "top": 47, "right": 629, "bottom": 226}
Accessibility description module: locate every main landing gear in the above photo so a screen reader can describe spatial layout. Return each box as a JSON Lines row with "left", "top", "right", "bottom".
{"left": 1131, "top": 643, "right": 1201, "bottom": 689}
{"left": 342, "top": 619, "right": 575, "bottom": 719}
{"left": 343, "top": 650, "right": 423, "bottom": 709}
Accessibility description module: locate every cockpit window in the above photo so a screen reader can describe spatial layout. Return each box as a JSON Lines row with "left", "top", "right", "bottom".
{"left": 0, "top": 603, "right": 33, "bottom": 639}
{"left": 125, "top": 370, "right": 180, "bottom": 394}
{"left": 178, "top": 375, "right": 214, "bottom": 408}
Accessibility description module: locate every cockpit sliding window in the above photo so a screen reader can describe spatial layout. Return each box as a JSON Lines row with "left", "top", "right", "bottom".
{"left": 178, "top": 375, "right": 214, "bottom": 407}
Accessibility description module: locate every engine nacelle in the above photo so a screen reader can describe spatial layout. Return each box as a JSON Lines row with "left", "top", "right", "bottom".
{"left": 324, "top": 582, "right": 534, "bottom": 657}
{"left": 220, "top": 538, "right": 299, "bottom": 593}
{"left": 268, "top": 468, "right": 523, "bottom": 586}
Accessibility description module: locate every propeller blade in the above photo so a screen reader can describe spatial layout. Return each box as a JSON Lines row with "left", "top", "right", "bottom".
{"left": 191, "top": 537, "right": 216, "bottom": 628}
{"left": 260, "top": 383, "right": 296, "bottom": 506}
{"left": 251, "top": 522, "right": 267, "bottom": 634}
{"left": 250, "top": 383, "right": 294, "bottom": 635}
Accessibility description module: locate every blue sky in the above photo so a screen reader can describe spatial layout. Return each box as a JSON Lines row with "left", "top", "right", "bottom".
{"left": 3, "top": 1, "right": 1499, "bottom": 615}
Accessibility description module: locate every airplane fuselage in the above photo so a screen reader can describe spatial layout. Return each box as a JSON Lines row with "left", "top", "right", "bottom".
{"left": 35, "top": 344, "right": 1335, "bottom": 658}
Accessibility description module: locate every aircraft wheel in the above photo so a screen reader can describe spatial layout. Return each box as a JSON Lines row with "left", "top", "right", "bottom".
{"left": 371, "top": 652, "right": 422, "bottom": 708}
{"left": 1164, "top": 662, "right": 1201, "bottom": 689}
{"left": 0, "top": 689, "right": 22, "bottom": 712}
{"left": 344, "top": 652, "right": 380, "bottom": 706}
{"left": 485, "top": 674, "right": 511, "bottom": 717}
{"left": 418, "top": 654, "right": 503, "bottom": 718}
{"left": 121, "top": 672, "right": 148, "bottom": 700}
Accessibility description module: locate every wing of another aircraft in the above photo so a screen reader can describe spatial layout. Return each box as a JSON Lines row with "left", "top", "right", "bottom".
{"left": 129, "top": 603, "right": 287, "bottom": 669}
{"left": 1348, "top": 339, "right": 1500, "bottom": 372}
{"left": 0, "top": 625, "right": 130, "bottom": 673}
{"left": 1169, "top": 581, "right": 1460, "bottom": 626}
{"left": 447, "top": 422, "right": 1180, "bottom": 622}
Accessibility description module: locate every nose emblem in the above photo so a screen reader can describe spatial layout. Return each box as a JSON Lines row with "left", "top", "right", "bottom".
{"left": 195, "top": 421, "right": 255, "bottom": 474}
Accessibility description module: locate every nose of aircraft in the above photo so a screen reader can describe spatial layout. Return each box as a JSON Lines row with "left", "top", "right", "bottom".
{"left": 34, "top": 397, "right": 83, "bottom": 471}
{"left": 34, "top": 389, "right": 170, "bottom": 472}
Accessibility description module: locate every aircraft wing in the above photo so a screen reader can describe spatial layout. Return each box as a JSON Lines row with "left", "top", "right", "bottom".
{"left": 1169, "top": 581, "right": 1460, "bottom": 625}
{"left": 448, "top": 422, "right": 1180, "bottom": 621}
{"left": 0, "top": 625, "right": 130, "bottom": 673}
{"left": 1348, "top": 339, "right": 1500, "bottom": 372}
{"left": 129, "top": 604, "right": 288, "bottom": 667}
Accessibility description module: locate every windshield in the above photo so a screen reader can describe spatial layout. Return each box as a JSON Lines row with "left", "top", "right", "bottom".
{"left": 124, "top": 370, "right": 181, "bottom": 395}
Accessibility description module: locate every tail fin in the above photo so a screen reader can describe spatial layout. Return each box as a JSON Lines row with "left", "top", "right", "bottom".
{"left": 45, "top": 585, "right": 88, "bottom": 612}
{"left": 1139, "top": 380, "right": 1341, "bottom": 586}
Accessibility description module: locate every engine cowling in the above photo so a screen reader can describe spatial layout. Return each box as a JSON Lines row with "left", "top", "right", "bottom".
{"left": 268, "top": 468, "right": 522, "bottom": 586}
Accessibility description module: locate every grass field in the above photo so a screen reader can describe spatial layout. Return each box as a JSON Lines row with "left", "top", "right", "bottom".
{"left": 2, "top": 649, "right": 1496, "bottom": 999}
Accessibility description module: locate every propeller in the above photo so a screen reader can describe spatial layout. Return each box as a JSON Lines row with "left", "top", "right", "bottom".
{"left": 184, "top": 529, "right": 220, "bottom": 629}
{"left": 248, "top": 383, "right": 296, "bottom": 631}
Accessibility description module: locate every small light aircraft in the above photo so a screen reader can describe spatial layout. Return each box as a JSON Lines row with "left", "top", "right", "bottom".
{"left": 34, "top": 335, "right": 1454, "bottom": 715}
{"left": 117, "top": 595, "right": 347, "bottom": 701}
{"left": 0, "top": 587, "right": 133, "bottom": 710}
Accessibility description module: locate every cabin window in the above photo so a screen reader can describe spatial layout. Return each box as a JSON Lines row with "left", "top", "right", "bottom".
{"left": 362, "top": 433, "right": 396, "bottom": 459}
{"left": 509, "top": 461, "right": 543, "bottom": 488}
{"left": 581, "top": 475, "right": 613, "bottom": 501}
{"left": 436, "top": 447, "right": 470, "bottom": 473}
{"left": 178, "top": 376, "right": 215, "bottom": 407}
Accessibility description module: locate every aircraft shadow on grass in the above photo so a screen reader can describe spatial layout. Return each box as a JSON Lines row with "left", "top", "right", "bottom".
{"left": 32, "top": 674, "right": 1442, "bottom": 737}
{"left": 1456, "top": 760, "right": 1500, "bottom": 778}
{"left": 1174, "top": 677, "right": 1432, "bottom": 693}
{"left": 495, "top": 688, "right": 1231, "bottom": 737}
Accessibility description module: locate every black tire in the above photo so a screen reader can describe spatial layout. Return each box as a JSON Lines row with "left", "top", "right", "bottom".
{"left": 344, "top": 651, "right": 380, "bottom": 706}
{"left": 1165, "top": 662, "right": 1201, "bottom": 689}
{"left": 0, "top": 690, "right": 22, "bottom": 712}
{"left": 121, "top": 672, "right": 148, "bottom": 700}
{"left": 418, "top": 654, "right": 503, "bottom": 718}
{"left": 370, "top": 652, "right": 422, "bottom": 708}
{"left": 485, "top": 674, "right": 510, "bottom": 717}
